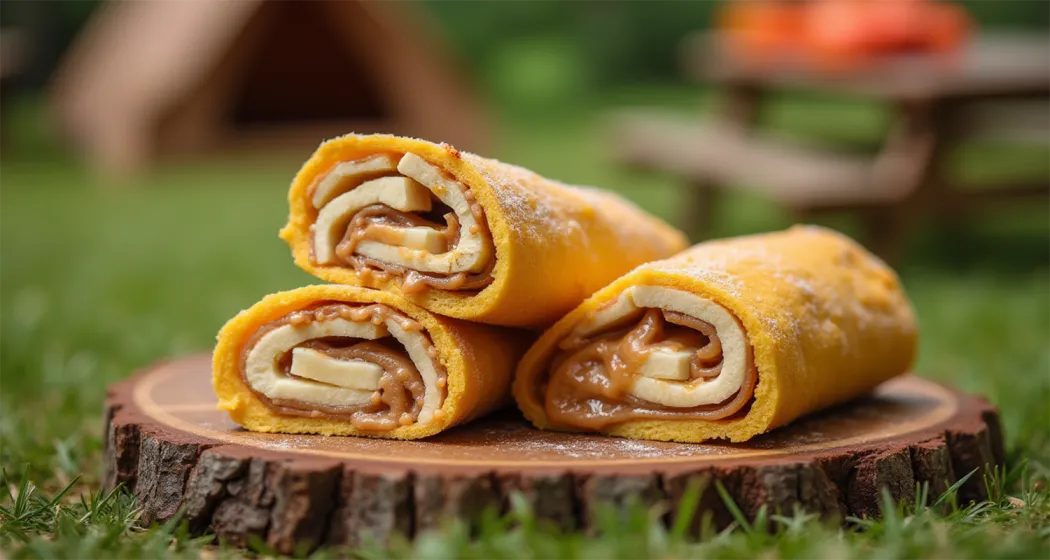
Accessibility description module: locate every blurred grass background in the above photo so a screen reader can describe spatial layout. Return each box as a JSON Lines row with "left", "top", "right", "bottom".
{"left": 1, "top": 1, "right": 1048, "bottom": 558}
{"left": 3, "top": 86, "right": 1047, "bottom": 472}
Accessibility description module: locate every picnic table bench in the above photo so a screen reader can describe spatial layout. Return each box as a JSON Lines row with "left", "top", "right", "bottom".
{"left": 610, "top": 32, "right": 1050, "bottom": 256}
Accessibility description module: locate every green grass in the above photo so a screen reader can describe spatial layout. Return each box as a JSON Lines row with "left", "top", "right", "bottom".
{"left": 1, "top": 90, "right": 1048, "bottom": 558}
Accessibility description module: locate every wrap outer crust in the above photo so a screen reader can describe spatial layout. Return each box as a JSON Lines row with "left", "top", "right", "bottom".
{"left": 280, "top": 134, "right": 689, "bottom": 328}
{"left": 214, "top": 285, "right": 529, "bottom": 439}
{"left": 513, "top": 225, "right": 918, "bottom": 443}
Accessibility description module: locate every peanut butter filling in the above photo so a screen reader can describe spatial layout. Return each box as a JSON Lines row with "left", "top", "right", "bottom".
{"left": 241, "top": 303, "right": 448, "bottom": 432}
{"left": 308, "top": 152, "right": 495, "bottom": 294}
{"left": 541, "top": 289, "right": 758, "bottom": 431}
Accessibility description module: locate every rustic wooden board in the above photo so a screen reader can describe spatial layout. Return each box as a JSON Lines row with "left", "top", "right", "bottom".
{"left": 104, "top": 354, "right": 1004, "bottom": 553}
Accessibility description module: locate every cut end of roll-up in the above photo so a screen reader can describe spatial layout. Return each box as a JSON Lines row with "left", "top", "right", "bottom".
{"left": 306, "top": 151, "right": 495, "bottom": 293}
{"left": 520, "top": 284, "right": 766, "bottom": 442}
{"left": 543, "top": 286, "right": 759, "bottom": 431}
{"left": 214, "top": 285, "right": 526, "bottom": 439}
{"left": 514, "top": 225, "right": 918, "bottom": 443}
{"left": 281, "top": 134, "right": 690, "bottom": 327}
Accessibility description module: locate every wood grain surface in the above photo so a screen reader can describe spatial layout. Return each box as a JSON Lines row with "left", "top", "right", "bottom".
{"left": 104, "top": 354, "right": 1003, "bottom": 553}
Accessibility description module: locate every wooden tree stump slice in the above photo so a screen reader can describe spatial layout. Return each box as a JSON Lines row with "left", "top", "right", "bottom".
{"left": 104, "top": 354, "right": 1004, "bottom": 553}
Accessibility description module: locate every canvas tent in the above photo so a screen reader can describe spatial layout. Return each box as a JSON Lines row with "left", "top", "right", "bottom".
{"left": 51, "top": 0, "right": 489, "bottom": 176}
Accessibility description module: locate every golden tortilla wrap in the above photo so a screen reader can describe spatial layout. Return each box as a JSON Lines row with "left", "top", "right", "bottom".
{"left": 513, "top": 225, "right": 917, "bottom": 443}
{"left": 214, "top": 285, "right": 528, "bottom": 439}
{"left": 280, "top": 134, "right": 688, "bottom": 328}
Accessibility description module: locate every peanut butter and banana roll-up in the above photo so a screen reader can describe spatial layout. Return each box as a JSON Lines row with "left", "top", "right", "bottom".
{"left": 514, "top": 226, "right": 917, "bottom": 443}
{"left": 214, "top": 285, "right": 528, "bottom": 439}
{"left": 281, "top": 134, "right": 688, "bottom": 328}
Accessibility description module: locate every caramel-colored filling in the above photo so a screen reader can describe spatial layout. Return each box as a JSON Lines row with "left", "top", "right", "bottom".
{"left": 308, "top": 153, "right": 495, "bottom": 293}
{"left": 241, "top": 303, "right": 448, "bottom": 431}
{"left": 543, "top": 309, "right": 757, "bottom": 430}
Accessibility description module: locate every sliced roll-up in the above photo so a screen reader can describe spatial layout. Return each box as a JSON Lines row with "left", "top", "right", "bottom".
{"left": 280, "top": 134, "right": 688, "bottom": 328}
{"left": 514, "top": 226, "right": 918, "bottom": 443}
{"left": 214, "top": 285, "right": 528, "bottom": 439}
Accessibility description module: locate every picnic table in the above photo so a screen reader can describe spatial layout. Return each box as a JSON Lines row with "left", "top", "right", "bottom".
{"left": 611, "top": 32, "right": 1050, "bottom": 256}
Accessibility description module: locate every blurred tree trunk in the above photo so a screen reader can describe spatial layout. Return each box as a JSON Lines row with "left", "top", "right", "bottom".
{"left": 5, "top": 0, "right": 51, "bottom": 89}
{"left": 2, "top": 0, "right": 101, "bottom": 89}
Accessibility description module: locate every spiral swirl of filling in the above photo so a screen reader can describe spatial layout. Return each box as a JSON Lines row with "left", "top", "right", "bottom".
{"left": 308, "top": 153, "right": 495, "bottom": 294}
{"left": 542, "top": 286, "right": 758, "bottom": 430}
{"left": 240, "top": 303, "right": 448, "bottom": 432}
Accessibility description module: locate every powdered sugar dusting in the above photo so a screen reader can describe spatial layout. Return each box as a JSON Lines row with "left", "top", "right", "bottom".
{"left": 461, "top": 150, "right": 686, "bottom": 285}
{"left": 468, "top": 155, "right": 573, "bottom": 243}
{"left": 460, "top": 423, "right": 731, "bottom": 458}
{"left": 627, "top": 226, "right": 915, "bottom": 415}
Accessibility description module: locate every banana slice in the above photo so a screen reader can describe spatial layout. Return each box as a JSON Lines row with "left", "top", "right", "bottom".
{"left": 311, "top": 152, "right": 493, "bottom": 276}
{"left": 639, "top": 349, "right": 692, "bottom": 381}
{"left": 267, "top": 378, "right": 376, "bottom": 407}
{"left": 243, "top": 310, "right": 444, "bottom": 425}
{"left": 628, "top": 286, "right": 748, "bottom": 407}
{"left": 400, "top": 227, "right": 449, "bottom": 254}
{"left": 289, "top": 347, "right": 384, "bottom": 390}
{"left": 356, "top": 225, "right": 448, "bottom": 255}
{"left": 312, "top": 154, "right": 398, "bottom": 208}
{"left": 370, "top": 153, "right": 489, "bottom": 274}
{"left": 314, "top": 177, "right": 434, "bottom": 264}
{"left": 567, "top": 285, "right": 748, "bottom": 408}
{"left": 246, "top": 319, "right": 388, "bottom": 407}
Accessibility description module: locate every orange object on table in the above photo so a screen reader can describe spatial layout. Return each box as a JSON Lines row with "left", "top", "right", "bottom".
{"left": 802, "top": 0, "right": 874, "bottom": 70}
{"left": 924, "top": 2, "right": 971, "bottom": 53}
{"left": 717, "top": 0, "right": 805, "bottom": 63}
{"left": 718, "top": 0, "right": 971, "bottom": 71}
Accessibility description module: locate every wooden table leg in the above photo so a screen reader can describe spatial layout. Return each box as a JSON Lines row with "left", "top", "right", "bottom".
{"left": 860, "top": 98, "right": 951, "bottom": 260}
{"left": 716, "top": 81, "right": 763, "bottom": 130}
{"left": 682, "top": 180, "right": 718, "bottom": 241}
{"left": 861, "top": 205, "right": 914, "bottom": 262}
{"left": 677, "top": 82, "right": 763, "bottom": 241}
{"left": 0, "top": 86, "right": 12, "bottom": 154}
